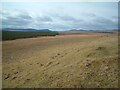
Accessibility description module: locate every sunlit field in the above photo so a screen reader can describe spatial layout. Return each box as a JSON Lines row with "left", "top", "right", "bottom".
{"left": 2, "top": 33, "right": 118, "bottom": 88}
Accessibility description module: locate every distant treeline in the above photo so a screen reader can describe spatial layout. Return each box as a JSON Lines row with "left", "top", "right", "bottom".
{"left": 2, "top": 31, "right": 59, "bottom": 40}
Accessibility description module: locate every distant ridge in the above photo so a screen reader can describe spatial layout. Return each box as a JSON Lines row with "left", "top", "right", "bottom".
{"left": 58, "top": 29, "right": 118, "bottom": 35}
{"left": 69, "top": 29, "right": 85, "bottom": 31}
{"left": 63, "top": 29, "right": 118, "bottom": 33}
{"left": 2, "top": 28, "right": 52, "bottom": 32}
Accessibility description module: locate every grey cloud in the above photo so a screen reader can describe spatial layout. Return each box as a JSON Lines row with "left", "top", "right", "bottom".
{"left": 94, "top": 17, "right": 114, "bottom": 24}
{"left": 60, "top": 16, "right": 76, "bottom": 21}
{"left": 1, "top": 10, "right": 118, "bottom": 30}
{"left": 2, "top": 17, "right": 31, "bottom": 25}
{"left": 112, "top": 16, "right": 118, "bottom": 19}
{"left": 64, "top": 15, "right": 117, "bottom": 30}
{"left": 94, "top": 17, "right": 117, "bottom": 28}
{"left": 19, "top": 14, "right": 32, "bottom": 20}
{"left": 2, "top": 13, "right": 32, "bottom": 28}
{"left": 51, "top": 24, "right": 71, "bottom": 30}
{"left": 50, "top": 13, "right": 83, "bottom": 23}
{"left": 38, "top": 16, "right": 53, "bottom": 22}
{"left": 0, "top": 11, "right": 8, "bottom": 16}
{"left": 62, "top": 16, "right": 118, "bottom": 30}
{"left": 58, "top": 15, "right": 83, "bottom": 23}
{"left": 78, "top": 16, "right": 118, "bottom": 30}
{"left": 82, "top": 13, "right": 97, "bottom": 17}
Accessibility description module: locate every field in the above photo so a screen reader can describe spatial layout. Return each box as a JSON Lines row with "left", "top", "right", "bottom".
{"left": 2, "top": 33, "right": 118, "bottom": 88}
{"left": 2, "top": 31, "right": 58, "bottom": 40}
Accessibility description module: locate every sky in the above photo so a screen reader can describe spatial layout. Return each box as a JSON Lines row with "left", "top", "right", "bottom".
{"left": 0, "top": 2, "right": 118, "bottom": 31}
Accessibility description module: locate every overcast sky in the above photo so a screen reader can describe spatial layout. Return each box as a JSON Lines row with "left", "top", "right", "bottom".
{"left": 0, "top": 2, "right": 118, "bottom": 31}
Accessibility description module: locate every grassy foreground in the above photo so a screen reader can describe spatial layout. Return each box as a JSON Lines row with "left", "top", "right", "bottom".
{"left": 2, "top": 33, "right": 118, "bottom": 88}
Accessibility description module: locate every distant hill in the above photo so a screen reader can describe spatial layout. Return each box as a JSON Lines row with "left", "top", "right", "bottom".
{"left": 69, "top": 29, "right": 85, "bottom": 31}
{"left": 58, "top": 29, "right": 118, "bottom": 35}
{"left": 63, "top": 29, "right": 118, "bottom": 33}
{"left": 1, "top": 28, "right": 52, "bottom": 32}
{"left": 61, "top": 29, "right": 90, "bottom": 33}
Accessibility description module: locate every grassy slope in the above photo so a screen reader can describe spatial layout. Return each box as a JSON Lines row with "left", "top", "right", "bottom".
{"left": 2, "top": 31, "right": 58, "bottom": 40}
{"left": 2, "top": 33, "right": 118, "bottom": 88}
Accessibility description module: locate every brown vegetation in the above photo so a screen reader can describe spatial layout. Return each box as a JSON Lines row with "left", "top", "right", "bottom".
{"left": 2, "top": 33, "right": 118, "bottom": 88}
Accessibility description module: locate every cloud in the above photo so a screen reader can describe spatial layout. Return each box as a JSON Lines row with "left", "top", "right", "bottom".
{"left": 60, "top": 16, "right": 82, "bottom": 22}
{"left": 82, "top": 13, "right": 97, "bottom": 17}
{"left": 92, "top": 17, "right": 117, "bottom": 29}
{"left": 52, "top": 14, "right": 83, "bottom": 24}
{"left": 1, "top": 9, "right": 118, "bottom": 30}
{"left": 74, "top": 16, "right": 118, "bottom": 30}
{"left": 37, "top": 16, "right": 53, "bottom": 22}
{"left": 19, "top": 14, "right": 32, "bottom": 20}
{"left": 50, "top": 13, "right": 117, "bottom": 30}
{"left": 2, "top": 12, "right": 33, "bottom": 28}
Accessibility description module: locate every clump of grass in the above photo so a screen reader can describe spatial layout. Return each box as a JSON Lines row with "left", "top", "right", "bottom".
{"left": 87, "top": 52, "right": 94, "bottom": 57}
{"left": 86, "top": 46, "right": 107, "bottom": 58}
{"left": 96, "top": 46, "right": 105, "bottom": 50}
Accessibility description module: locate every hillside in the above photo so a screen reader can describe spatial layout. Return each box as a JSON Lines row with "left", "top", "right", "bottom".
{"left": 2, "top": 33, "right": 118, "bottom": 88}
{"left": 2, "top": 31, "right": 58, "bottom": 40}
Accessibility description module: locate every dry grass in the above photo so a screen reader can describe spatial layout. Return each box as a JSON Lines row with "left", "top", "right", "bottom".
{"left": 2, "top": 33, "right": 118, "bottom": 88}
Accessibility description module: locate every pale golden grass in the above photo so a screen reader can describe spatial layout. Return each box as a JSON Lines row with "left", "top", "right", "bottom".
{"left": 2, "top": 33, "right": 118, "bottom": 88}
{"left": 0, "top": 41, "right": 2, "bottom": 89}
